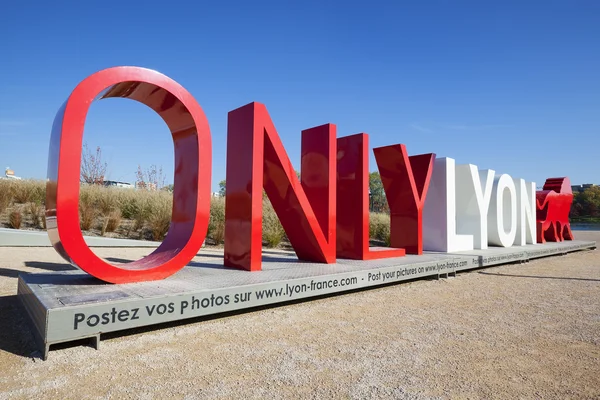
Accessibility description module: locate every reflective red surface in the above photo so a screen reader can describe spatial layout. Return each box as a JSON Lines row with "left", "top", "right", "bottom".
{"left": 336, "top": 134, "right": 406, "bottom": 260}
{"left": 46, "top": 66, "right": 211, "bottom": 283}
{"left": 373, "top": 145, "right": 435, "bottom": 255}
{"left": 223, "top": 102, "right": 336, "bottom": 271}
{"left": 536, "top": 177, "right": 574, "bottom": 243}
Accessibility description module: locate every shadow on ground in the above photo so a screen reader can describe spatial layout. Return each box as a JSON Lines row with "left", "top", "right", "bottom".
{"left": 104, "top": 254, "right": 302, "bottom": 270}
{"left": 0, "top": 262, "right": 76, "bottom": 278}
{"left": 0, "top": 295, "right": 37, "bottom": 358}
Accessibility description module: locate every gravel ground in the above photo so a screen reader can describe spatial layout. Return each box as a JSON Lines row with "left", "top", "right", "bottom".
{"left": 0, "top": 232, "right": 599, "bottom": 399}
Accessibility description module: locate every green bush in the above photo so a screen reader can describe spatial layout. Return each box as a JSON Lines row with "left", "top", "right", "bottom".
{"left": 208, "top": 197, "right": 226, "bottom": 244}
{"left": 262, "top": 198, "right": 285, "bottom": 247}
{"left": 369, "top": 212, "right": 390, "bottom": 245}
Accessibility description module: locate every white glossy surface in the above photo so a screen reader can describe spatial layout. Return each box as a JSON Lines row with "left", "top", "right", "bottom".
{"left": 423, "top": 157, "right": 473, "bottom": 252}
{"left": 515, "top": 178, "right": 537, "bottom": 245}
{"left": 488, "top": 174, "right": 517, "bottom": 247}
{"left": 456, "top": 164, "right": 495, "bottom": 249}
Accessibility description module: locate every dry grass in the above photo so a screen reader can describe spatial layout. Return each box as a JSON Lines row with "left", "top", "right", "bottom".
{"left": 148, "top": 194, "right": 172, "bottom": 241}
{"left": 10, "top": 179, "right": 45, "bottom": 204}
{"left": 28, "top": 202, "right": 43, "bottom": 228}
{"left": 0, "top": 181, "right": 12, "bottom": 214}
{"left": 79, "top": 189, "right": 97, "bottom": 231}
{"left": 120, "top": 191, "right": 155, "bottom": 232}
{"left": 97, "top": 187, "right": 117, "bottom": 216}
{"left": 0, "top": 180, "right": 177, "bottom": 239}
{"left": 262, "top": 198, "right": 286, "bottom": 248}
{"left": 0, "top": 180, "right": 393, "bottom": 245}
{"left": 8, "top": 208, "right": 23, "bottom": 229}
{"left": 105, "top": 209, "right": 122, "bottom": 233}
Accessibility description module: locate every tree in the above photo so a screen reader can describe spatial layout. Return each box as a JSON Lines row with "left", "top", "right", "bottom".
{"left": 80, "top": 143, "right": 107, "bottom": 185}
{"left": 135, "top": 164, "right": 166, "bottom": 190}
{"left": 369, "top": 172, "right": 389, "bottom": 213}
{"left": 570, "top": 186, "right": 600, "bottom": 219}
{"left": 579, "top": 186, "right": 600, "bottom": 218}
{"left": 570, "top": 192, "right": 582, "bottom": 218}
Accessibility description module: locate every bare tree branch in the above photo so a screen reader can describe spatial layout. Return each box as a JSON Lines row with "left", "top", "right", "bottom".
{"left": 135, "top": 164, "right": 166, "bottom": 190}
{"left": 81, "top": 143, "right": 107, "bottom": 185}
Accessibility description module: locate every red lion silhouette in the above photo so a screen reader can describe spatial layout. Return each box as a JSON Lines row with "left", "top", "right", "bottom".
{"left": 536, "top": 177, "right": 574, "bottom": 243}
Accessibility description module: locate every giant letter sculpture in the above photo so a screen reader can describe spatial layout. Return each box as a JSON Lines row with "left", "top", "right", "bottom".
{"left": 536, "top": 177, "right": 574, "bottom": 243}
{"left": 515, "top": 178, "right": 537, "bottom": 246}
{"left": 373, "top": 145, "right": 435, "bottom": 255}
{"left": 422, "top": 157, "right": 474, "bottom": 252}
{"left": 223, "top": 102, "right": 336, "bottom": 271}
{"left": 336, "top": 134, "right": 406, "bottom": 260}
{"left": 488, "top": 174, "right": 518, "bottom": 247}
{"left": 44, "top": 66, "right": 577, "bottom": 284}
{"left": 46, "top": 66, "right": 212, "bottom": 284}
{"left": 455, "top": 165, "right": 495, "bottom": 249}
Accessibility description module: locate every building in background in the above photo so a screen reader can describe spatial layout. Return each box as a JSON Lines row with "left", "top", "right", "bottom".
{"left": 3, "top": 167, "right": 22, "bottom": 180}
{"left": 103, "top": 180, "right": 135, "bottom": 189}
{"left": 571, "top": 183, "right": 597, "bottom": 193}
{"left": 135, "top": 181, "right": 157, "bottom": 191}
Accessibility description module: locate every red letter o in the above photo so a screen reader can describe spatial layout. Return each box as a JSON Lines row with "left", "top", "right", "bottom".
{"left": 45, "top": 66, "right": 211, "bottom": 283}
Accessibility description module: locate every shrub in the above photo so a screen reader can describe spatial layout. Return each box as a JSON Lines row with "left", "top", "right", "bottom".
{"left": 9, "top": 208, "right": 23, "bottom": 229}
{"left": 79, "top": 194, "right": 96, "bottom": 231}
{"left": 208, "top": 197, "right": 226, "bottom": 244}
{"left": 100, "top": 218, "right": 108, "bottom": 236}
{"left": 133, "top": 203, "right": 149, "bottom": 231}
{"left": 11, "top": 179, "right": 45, "bottom": 204}
{"left": 119, "top": 192, "right": 143, "bottom": 220}
{"left": 262, "top": 198, "right": 285, "bottom": 247}
{"left": 106, "top": 209, "right": 122, "bottom": 233}
{"left": 0, "top": 180, "right": 182, "bottom": 241}
{"left": 98, "top": 188, "right": 118, "bottom": 216}
{"left": 148, "top": 194, "right": 172, "bottom": 241}
{"left": 79, "top": 184, "right": 104, "bottom": 206}
{"left": 12, "top": 182, "right": 31, "bottom": 204}
{"left": 28, "top": 181, "right": 46, "bottom": 205}
{"left": 29, "top": 202, "right": 43, "bottom": 228}
{"left": 369, "top": 212, "right": 390, "bottom": 245}
{"left": 0, "top": 180, "right": 12, "bottom": 214}
{"left": 126, "top": 192, "right": 156, "bottom": 232}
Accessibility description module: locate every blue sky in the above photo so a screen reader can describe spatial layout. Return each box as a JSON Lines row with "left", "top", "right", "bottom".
{"left": 1, "top": 1, "right": 599, "bottom": 191}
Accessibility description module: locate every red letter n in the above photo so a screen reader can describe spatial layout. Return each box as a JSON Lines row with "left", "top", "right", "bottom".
{"left": 373, "top": 145, "right": 435, "bottom": 255}
{"left": 336, "top": 133, "right": 406, "bottom": 260}
{"left": 224, "top": 102, "right": 336, "bottom": 271}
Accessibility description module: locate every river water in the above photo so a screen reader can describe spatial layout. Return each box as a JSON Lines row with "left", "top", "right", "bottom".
{"left": 571, "top": 222, "right": 600, "bottom": 231}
